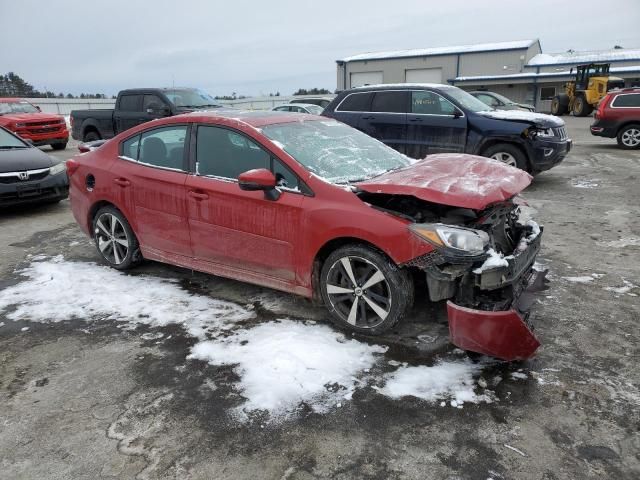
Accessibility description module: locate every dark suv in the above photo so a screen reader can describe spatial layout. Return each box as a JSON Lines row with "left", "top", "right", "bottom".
{"left": 590, "top": 88, "right": 640, "bottom": 149}
{"left": 323, "top": 84, "right": 571, "bottom": 173}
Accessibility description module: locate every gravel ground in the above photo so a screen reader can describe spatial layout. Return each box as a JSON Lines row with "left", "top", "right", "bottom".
{"left": 0, "top": 117, "right": 638, "bottom": 480}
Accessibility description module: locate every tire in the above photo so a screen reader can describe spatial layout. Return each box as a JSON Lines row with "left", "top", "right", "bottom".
{"left": 92, "top": 206, "right": 141, "bottom": 270}
{"left": 320, "top": 244, "right": 414, "bottom": 335}
{"left": 572, "top": 95, "right": 593, "bottom": 117}
{"left": 83, "top": 130, "right": 100, "bottom": 142}
{"left": 550, "top": 95, "right": 568, "bottom": 116}
{"left": 616, "top": 124, "right": 640, "bottom": 150}
{"left": 51, "top": 142, "right": 67, "bottom": 151}
{"left": 482, "top": 143, "right": 528, "bottom": 171}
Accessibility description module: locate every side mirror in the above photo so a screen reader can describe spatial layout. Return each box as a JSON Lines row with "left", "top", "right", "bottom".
{"left": 146, "top": 103, "right": 170, "bottom": 116}
{"left": 238, "top": 168, "right": 280, "bottom": 200}
{"left": 452, "top": 109, "right": 463, "bottom": 118}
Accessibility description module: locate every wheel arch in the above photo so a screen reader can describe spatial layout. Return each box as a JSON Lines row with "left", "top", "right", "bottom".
{"left": 617, "top": 121, "right": 640, "bottom": 136}
{"left": 87, "top": 200, "right": 121, "bottom": 238}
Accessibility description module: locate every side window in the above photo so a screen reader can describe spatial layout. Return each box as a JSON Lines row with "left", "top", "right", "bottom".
{"left": 121, "top": 134, "right": 141, "bottom": 160}
{"left": 612, "top": 94, "right": 640, "bottom": 107}
{"left": 274, "top": 106, "right": 289, "bottom": 112}
{"left": 142, "top": 95, "right": 166, "bottom": 110}
{"left": 371, "top": 91, "right": 408, "bottom": 113}
{"left": 273, "top": 158, "right": 300, "bottom": 191}
{"left": 197, "top": 126, "right": 270, "bottom": 179}
{"left": 119, "top": 95, "right": 142, "bottom": 112}
{"left": 138, "top": 126, "right": 188, "bottom": 170}
{"left": 438, "top": 96, "right": 457, "bottom": 115}
{"left": 477, "top": 93, "right": 499, "bottom": 107}
{"left": 412, "top": 91, "right": 441, "bottom": 114}
{"left": 336, "top": 92, "right": 372, "bottom": 112}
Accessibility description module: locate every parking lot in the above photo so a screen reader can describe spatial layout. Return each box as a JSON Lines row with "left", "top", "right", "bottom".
{"left": 0, "top": 116, "right": 638, "bottom": 479}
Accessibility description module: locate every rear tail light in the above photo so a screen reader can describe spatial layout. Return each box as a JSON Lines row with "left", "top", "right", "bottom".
{"left": 595, "top": 93, "right": 611, "bottom": 119}
{"left": 66, "top": 159, "right": 80, "bottom": 176}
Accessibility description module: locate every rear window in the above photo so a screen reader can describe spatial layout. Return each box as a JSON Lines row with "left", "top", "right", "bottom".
{"left": 371, "top": 91, "right": 408, "bottom": 113}
{"left": 119, "top": 95, "right": 142, "bottom": 112}
{"left": 612, "top": 93, "right": 640, "bottom": 108}
{"left": 336, "top": 92, "right": 372, "bottom": 112}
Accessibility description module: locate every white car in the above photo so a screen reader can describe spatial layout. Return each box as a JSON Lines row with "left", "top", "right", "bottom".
{"left": 272, "top": 103, "right": 324, "bottom": 115}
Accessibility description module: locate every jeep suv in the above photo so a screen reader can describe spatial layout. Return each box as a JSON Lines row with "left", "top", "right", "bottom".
{"left": 590, "top": 88, "right": 640, "bottom": 149}
{"left": 323, "top": 84, "right": 571, "bottom": 174}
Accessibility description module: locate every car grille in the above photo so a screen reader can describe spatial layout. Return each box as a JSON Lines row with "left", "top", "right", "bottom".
{"left": 554, "top": 126, "right": 568, "bottom": 140}
{"left": 25, "top": 120, "right": 64, "bottom": 127}
{"left": 0, "top": 168, "right": 50, "bottom": 184}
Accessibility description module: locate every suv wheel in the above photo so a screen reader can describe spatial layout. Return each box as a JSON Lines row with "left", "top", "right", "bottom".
{"left": 320, "top": 245, "right": 413, "bottom": 335}
{"left": 617, "top": 124, "right": 640, "bottom": 149}
{"left": 92, "top": 206, "right": 141, "bottom": 270}
{"left": 482, "top": 143, "right": 528, "bottom": 171}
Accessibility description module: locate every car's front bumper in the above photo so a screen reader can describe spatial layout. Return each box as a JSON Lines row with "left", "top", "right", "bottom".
{"left": 0, "top": 171, "right": 69, "bottom": 207}
{"left": 445, "top": 228, "right": 545, "bottom": 361}
{"left": 530, "top": 137, "right": 571, "bottom": 173}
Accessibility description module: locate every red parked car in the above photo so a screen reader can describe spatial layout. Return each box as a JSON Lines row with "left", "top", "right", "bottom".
{"left": 591, "top": 88, "right": 640, "bottom": 149}
{"left": 68, "top": 111, "right": 546, "bottom": 361}
{"left": 0, "top": 98, "right": 69, "bottom": 150}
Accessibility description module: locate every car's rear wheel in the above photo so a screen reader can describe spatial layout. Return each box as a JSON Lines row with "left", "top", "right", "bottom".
{"left": 482, "top": 143, "right": 528, "bottom": 171}
{"left": 92, "top": 206, "right": 141, "bottom": 270}
{"left": 84, "top": 130, "right": 100, "bottom": 142}
{"left": 51, "top": 142, "right": 67, "bottom": 151}
{"left": 617, "top": 124, "right": 640, "bottom": 149}
{"left": 320, "top": 244, "right": 413, "bottom": 335}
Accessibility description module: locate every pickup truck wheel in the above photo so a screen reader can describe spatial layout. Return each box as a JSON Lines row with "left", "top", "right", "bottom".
{"left": 617, "top": 124, "right": 640, "bottom": 149}
{"left": 84, "top": 131, "right": 100, "bottom": 142}
{"left": 482, "top": 143, "right": 528, "bottom": 171}
{"left": 92, "top": 206, "right": 141, "bottom": 270}
{"left": 51, "top": 142, "right": 67, "bottom": 151}
{"left": 320, "top": 245, "right": 413, "bottom": 336}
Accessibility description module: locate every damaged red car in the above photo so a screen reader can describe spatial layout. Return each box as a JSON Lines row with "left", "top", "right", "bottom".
{"left": 67, "top": 111, "right": 545, "bottom": 361}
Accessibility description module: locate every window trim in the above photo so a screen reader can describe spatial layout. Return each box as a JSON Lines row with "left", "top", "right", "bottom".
{"left": 192, "top": 124, "right": 313, "bottom": 196}
{"left": 610, "top": 93, "right": 640, "bottom": 109}
{"left": 118, "top": 124, "right": 191, "bottom": 173}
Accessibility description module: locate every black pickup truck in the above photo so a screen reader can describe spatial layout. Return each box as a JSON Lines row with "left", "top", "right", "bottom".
{"left": 70, "top": 88, "right": 223, "bottom": 142}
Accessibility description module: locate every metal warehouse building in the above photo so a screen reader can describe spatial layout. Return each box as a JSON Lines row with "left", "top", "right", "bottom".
{"left": 336, "top": 39, "right": 640, "bottom": 112}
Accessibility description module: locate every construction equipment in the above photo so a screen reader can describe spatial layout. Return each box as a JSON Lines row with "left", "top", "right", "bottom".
{"left": 551, "top": 63, "right": 625, "bottom": 116}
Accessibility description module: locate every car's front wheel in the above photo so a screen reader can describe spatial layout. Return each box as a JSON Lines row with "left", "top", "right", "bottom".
{"left": 482, "top": 143, "right": 528, "bottom": 171}
{"left": 92, "top": 206, "right": 141, "bottom": 270}
{"left": 617, "top": 124, "right": 640, "bottom": 149}
{"left": 320, "top": 244, "right": 413, "bottom": 335}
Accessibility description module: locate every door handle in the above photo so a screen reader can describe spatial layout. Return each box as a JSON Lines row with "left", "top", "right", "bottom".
{"left": 188, "top": 190, "right": 209, "bottom": 200}
{"left": 409, "top": 118, "right": 423, "bottom": 122}
{"left": 361, "top": 116, "right": 375, "bottom": 120}
{"left": 113, "top": 178, "right": 130, "bottom": 187}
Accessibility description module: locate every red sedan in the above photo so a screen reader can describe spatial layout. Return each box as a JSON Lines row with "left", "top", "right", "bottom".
{"left": 68, "top": 111, "right": 544, "bottom": 361}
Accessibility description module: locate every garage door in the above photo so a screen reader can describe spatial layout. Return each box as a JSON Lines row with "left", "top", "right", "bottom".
{"left": 350, "top": 71, "right": 383, "bottom": 88}
{"left": 405, "top": 68, "right": 443, "bottom": 84}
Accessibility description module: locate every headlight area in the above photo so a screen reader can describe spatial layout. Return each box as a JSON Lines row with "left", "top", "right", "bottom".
{"left": 49, "top": 162, "right": 67, "bottom": 176}
{"left": 409, "top": 223, "right": 489, "bottom": 259}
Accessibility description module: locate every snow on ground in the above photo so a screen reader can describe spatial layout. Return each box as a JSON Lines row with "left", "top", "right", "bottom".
{"left": 0, "top": 255, "right": 515, "bottom": 421}
{"left": 376, "top": 360, "right": 496, "bottom": 407}
{"left": 604, "top": 279, "right": 638, "bottom": 296}
{"left": 602, "top": 237, "right": 640, "bottom": 248}
{"left": 189, "top": 320, "right": 387, "bottom": 421}
{"left": 571, "top": 179, "right": 599, "bottom": 189}
{"left": 562, "top": 276, "right": 595, "bottom": 284}
{"left": 0, "top": 255, "right": 253, "bottom": 339}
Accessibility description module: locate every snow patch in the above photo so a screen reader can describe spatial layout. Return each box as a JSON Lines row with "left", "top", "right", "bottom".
{"left": 562, "top": 276, "right": 594, "bottom": 284}
{"left": 602, "top": 237, "right": 640, "bottom": 248}
{"left": 604, "top": 279, "right": 637, "bottom": 295}
{"left": 571, "top": 179, "right": 599, "bottom": 189}
{"left": 188, "top": 320, "right": 386, "bottom": 421}
{"left": 376, "top": 360, "right": 494, "bottom": 406}
{"left": 473, "top": 249, "right": 508, "bottom": 274}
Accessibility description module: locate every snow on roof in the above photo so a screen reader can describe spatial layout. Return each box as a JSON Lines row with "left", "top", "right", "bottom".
{"left": 527, "top": 48, "right": 640, "bottom": 66}
{"left": 340, "top": 39, "right": 537, "bottom": 63}
{"left": 453, "top": 65, "right": 640, "bottom": 82}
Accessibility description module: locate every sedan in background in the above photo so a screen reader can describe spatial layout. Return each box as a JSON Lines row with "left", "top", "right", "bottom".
{"left": 469, "top": 91, "right": 535, "bottom": 112}
{"left": 67, "top": 110, "right": 546, "bottom": 361}
{"left": 272, "top": 103, "right": 324, "bottom": 115}
{"left": 0, "top": 126, "right": 68, "bottom": 207}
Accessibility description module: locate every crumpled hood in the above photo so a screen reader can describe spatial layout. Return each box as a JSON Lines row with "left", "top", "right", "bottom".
{"left": 477, "top": 109, "right": 564, "bottom": 128}
{"left": 355, "top": 153, "right": 532, "bottom": 210}
{"left": 0, "top": 112, "right": 65, "bottom": 124}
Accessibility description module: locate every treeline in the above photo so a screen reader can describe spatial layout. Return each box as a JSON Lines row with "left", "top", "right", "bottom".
{"left": 293, "top": 88, "right": 330, "bottom": 95}
{"left": 0, "top": 72, "right": 111, "bottom": 99}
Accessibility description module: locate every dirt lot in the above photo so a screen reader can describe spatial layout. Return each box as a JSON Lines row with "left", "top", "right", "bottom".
{"left": 1, "top": 116, "right": 638, "bottom": 480}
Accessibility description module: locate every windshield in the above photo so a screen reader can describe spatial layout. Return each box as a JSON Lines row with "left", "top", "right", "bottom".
{"left": 262, "top": 119, "right": 412, "bottom": 184}
{"left": 443, "top": 87, "right": 493, "bottom": 112}
{"left": 305, "top": 105, "right": 324, "bottom": 115}
{"left": 0, "top": 101, "right": 39, "bottom": 115}
{"left": 0, "top": 128, "right": 28, "bottom": 148}
{"left": 164, "top": 89, "right": 222, "bottom": 108}
{"left": 488, "top": 92, "right": 516, "bottom": 104}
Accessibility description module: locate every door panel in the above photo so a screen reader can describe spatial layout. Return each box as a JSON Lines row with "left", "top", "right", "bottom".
{"left": 406, "top": 90, "right": 467, "bottom": 158}
{"left": 358, "top": 91, "right": 408, "bottom": 154}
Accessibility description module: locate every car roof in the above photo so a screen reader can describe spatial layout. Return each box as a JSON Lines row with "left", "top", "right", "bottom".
{"left": 352, "top": 83, "right": 451, "bottom": 91}
{"left": 183, "top": 109, "right": 325, "bottom": 128}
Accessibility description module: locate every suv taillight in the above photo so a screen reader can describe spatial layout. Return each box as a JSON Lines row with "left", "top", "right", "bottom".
{"left": 595, "top": 93, "right": 612, "bottom": 119}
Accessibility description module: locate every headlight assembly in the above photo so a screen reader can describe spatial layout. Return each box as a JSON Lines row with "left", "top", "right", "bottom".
{"left": 409, "top": 223, "right": 489, "bottom": 256}
{"left": 49, "top": 162, "right": 67, "bottom": 175}
{"left": 534, "top": 127, "right": 555, "bottom": 138}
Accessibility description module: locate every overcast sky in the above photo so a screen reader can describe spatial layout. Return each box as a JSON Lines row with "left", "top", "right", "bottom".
{"left": 1, "top": 0, "right": 639, "bottom": 97}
